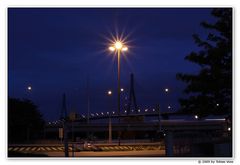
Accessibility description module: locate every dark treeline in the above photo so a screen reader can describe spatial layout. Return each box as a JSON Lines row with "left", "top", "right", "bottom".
{"left": 8, "top": 98, "right": 45, "bottom": 143}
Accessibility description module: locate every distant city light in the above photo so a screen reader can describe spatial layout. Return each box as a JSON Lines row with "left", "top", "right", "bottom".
{"left": 120, "top": 88, "right": 124, "bottom": 92}
{"left": 153, "top": 109, "right": 155, "bottom": 111}
{"left": 124, "top": 110, "right": 127, "bottom": 113}
{"left": 112, "top": 111, "right": 115, "bottom": 114}
{"left": 195, "top": 115, "right": 199, "bottom": 119}
{"left": 164, "top": 88, "right": 169, "bottom": 92}
{"left": 167, "top": 106, "right": 171, "bottom": 109}
{"left": 107, "top": 112, "right": 109, "bottom": 115}
{"left": 216, "top": 103, "right": 219, "bottom": 106}
{"left": 138, "top": 109, "right": 141, "bottom": 112}
{"left": 145, "top": 109, "right": 148, "bottom": 112}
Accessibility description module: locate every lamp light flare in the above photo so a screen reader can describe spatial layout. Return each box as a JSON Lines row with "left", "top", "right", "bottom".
{"left": 27, "top": 86, "right": 32, "bottom": 91}
{"left": 195, "top": 115, "right": 199, "bottom": 119}
{"left": 115, "top": 41, "right": 123, "bottom": 50}
{"left": 120, "top": 88, "right": 124, "bottom": 92}
{"left": 109, "top": 46, "right": 115, "bottom": 51}
{"left": 122, "top": 47, "right": 128, "bottom": 51}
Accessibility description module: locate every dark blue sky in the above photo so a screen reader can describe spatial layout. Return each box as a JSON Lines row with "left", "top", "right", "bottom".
{"left": 8, "top": 8, "right": 215, "bottom": 121}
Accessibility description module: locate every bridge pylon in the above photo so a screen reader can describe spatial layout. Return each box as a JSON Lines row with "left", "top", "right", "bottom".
{"left": 126, "top": 73, "right": 138, "bottom": 115}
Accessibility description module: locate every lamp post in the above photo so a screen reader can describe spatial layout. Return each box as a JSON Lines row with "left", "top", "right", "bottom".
{"left": 109, "top": 41, "right": 128, "bottom": 146}
{"left": 164, "top": 88, "right": 170, "bottom": 111}
{"left": 107, "top": 90, "right": 112, "bottom": 144}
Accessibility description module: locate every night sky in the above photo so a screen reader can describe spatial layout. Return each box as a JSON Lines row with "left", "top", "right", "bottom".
{"left": 8, "top": 8, "right": 216, "bottom": 121}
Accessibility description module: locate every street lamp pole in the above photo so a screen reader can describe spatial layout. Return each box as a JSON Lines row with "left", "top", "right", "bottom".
{"left": 107, "top": 90, "right": 112, "bottom": 144}
{"left": 109, "top": 40, "right": 128, "bottom": 146}
{"left": 117, "top": 49, "right": 121, "bottom": 146}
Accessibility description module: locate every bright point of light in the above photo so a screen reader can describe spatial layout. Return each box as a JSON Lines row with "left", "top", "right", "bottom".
{"left": 96, "top": 113, "right": 99, "bottom": 116}
{"left": 165, "top": 88, "right": 169, "bottom": 92}
{"left": 124, "top": 110, "right": 127, "bottom": 113}
{"left": 145, "top": 109, "right": 148, "bottom": 112}
{"left": 109, "top": 46, "right": 115, "bottom": 51}
{"left": 27, "top": 86, "right": 32, "bottom": 91}
{"left": 153, "top": 109, "right": 155, "bottom": 111}
{"left": 228, "top": 127, "right": 231, "bottom": 131}
{"left": 195, "top": 115, "right": 199, "bottom": 119}
{"left": 101, "top": 112, "right": 104, "bottom": 115}
{"left": 112, "top": 111, "right": 115, "bottom": 114}
{"left": 138, "top": 109, "right": 141, "bottom": 112}
{"left": 122, "top": 47, "right": 128, "bottom": 51}
{"left": 216, "top": 103, "right": 219, "bottom": 106}
{"left": 107, "top": 112, "right": 109, "bottom": 114}
{"left": 115, "top": 41, "right": 123, "bottom": 50}
{"left": 120, "top": 88, "right": 124, "bottom": 92}
{"left": 164, "top": 133, "right": 166, "bottom": 136}
{"left": 168, "top": 106, "right": 171, "bottom": 109}
{"left": 108, "top": 90, "right": 112, "bottom": 95}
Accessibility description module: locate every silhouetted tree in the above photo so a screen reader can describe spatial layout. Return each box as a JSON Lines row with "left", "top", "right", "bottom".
{"left": 8, "top": 98, "right": 45, "bottom": 143}
{"left": 176, "top": 8, "right": 232, "bottom": 117}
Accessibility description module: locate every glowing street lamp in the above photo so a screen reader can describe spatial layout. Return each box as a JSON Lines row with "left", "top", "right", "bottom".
{"left": 108, "top": 90, "right": 112, "bottom": 96}
{"left": 27, "top": 86, "right": 32, "bottom": 91}
{"left": 109, "top": 40, "right": 128, "bottom": 146}
{"left": 164, "top": 88, "right": 169, "bottom": 93}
